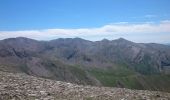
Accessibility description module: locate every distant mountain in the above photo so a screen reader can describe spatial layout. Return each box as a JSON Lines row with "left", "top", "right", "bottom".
{"left": 165, "top": 43, "right": 170, "bottom": 46}
{"left": 0, "top": 37, "right": 170, "bottom": 92}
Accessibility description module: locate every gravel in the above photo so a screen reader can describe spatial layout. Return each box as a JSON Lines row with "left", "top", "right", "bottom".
{"left": 0, "top": 71, "right": 170, "bottom": 100}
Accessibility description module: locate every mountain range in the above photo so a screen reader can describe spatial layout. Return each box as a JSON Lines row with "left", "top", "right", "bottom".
{"left": 0, "top": 37, "right": 170, "bottom": 92}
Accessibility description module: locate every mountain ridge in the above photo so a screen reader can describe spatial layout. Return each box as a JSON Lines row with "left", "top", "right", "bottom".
{"left": 0, "top": 37, "right": 170, "bottom": 92}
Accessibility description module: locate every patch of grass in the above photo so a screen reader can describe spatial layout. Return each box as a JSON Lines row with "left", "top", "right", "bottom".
{"left": 69, "top": 65, "right": 87, "bottom": 80}
{"left": 139, "top": 74, "right": 170, "bottom": 92}
{"left": 87, "top": 63, "right": 170, "bottom": 92}
{"left": 88, "top": 63, "right": 138, "bottom": 87}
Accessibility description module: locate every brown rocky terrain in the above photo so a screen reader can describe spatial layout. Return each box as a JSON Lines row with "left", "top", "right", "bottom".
{"left": 0, "top": 71, "right": 170, "bottom": 100}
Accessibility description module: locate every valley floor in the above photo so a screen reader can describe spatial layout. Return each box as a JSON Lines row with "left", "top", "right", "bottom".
{"left": 0, "top": 71, "right": 170, "bottom": 100}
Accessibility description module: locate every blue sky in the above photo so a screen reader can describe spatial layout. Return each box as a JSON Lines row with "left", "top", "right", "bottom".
{"left": 0, "top": 0, "right": 170, "bottom": 43}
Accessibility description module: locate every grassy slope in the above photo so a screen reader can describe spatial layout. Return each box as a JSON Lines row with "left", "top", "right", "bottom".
{"left": 1, "top": 58, "right": 170, "bottom": 92}
{"left": 87, "top": 64, "right": 170, "bottom": 92}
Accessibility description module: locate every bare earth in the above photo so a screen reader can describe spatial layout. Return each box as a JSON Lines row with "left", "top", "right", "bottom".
{"left": 0, "top": 71, "right": 170, "bottom": 100}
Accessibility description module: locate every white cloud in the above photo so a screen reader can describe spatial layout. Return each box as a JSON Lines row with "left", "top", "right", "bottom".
{"left": 132, "top": 14, "right": 157, "bottom": 19}
{"left": 144, "top": 14, "right": 157, "bottom": 18}
{"left": 0, "top": 20, "right": 170, "bottom": 43}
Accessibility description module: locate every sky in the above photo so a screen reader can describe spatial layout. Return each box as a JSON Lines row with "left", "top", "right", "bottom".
{"left": 0, "top": 0, "right": 170, "bottom": 43}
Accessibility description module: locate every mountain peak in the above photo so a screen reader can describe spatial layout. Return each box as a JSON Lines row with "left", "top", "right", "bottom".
{"left": 117, "top": 38, "right": 128, "bottom": 41}
{"left": 101, "top": 38, "right": 110, "bottom": 42}
{"left": 3, "top": 37, "right": 36, "bottom": 42}
{"left": 113, "top": 38, "right": 132, "bottom": 43}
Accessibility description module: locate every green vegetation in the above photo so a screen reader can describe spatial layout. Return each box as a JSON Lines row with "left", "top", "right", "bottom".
{"left": 87, "top": 64, "right": 170, "bottom": 92}
{"left": 69, "top": 65, "right": 87, "bottom": 80}
{"left": 88, "top": 64, "right": 138, "bottom": 87}
{"left": 134, "top": 54, "right": 159, "bottom": 74}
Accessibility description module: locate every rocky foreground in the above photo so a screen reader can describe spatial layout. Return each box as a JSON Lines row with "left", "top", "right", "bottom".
{"left": 0, "top": 71, "right": 170, "bottom": 100}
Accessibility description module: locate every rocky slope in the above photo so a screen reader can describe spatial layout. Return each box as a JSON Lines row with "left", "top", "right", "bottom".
{"left": 0, "top": 71, "right": 170, "bottom": 100}
{"left": 0, "top": 37, "right": 170, "bottom": 92}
